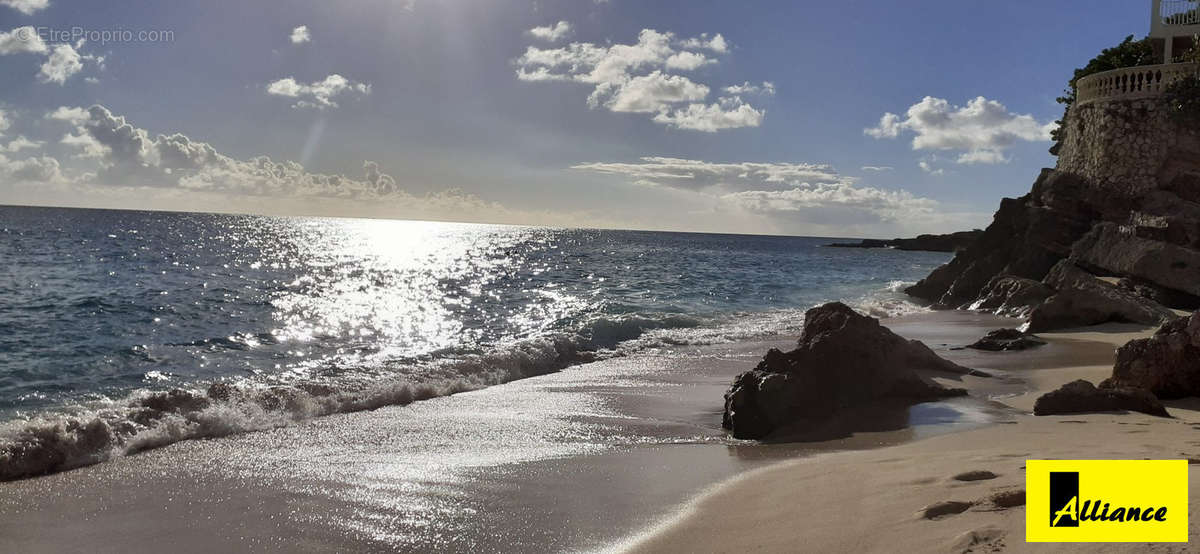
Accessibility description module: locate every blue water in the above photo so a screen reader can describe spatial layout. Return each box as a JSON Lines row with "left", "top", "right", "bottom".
{"left": 0, "top": 205, "right": 949, "bottom": 477}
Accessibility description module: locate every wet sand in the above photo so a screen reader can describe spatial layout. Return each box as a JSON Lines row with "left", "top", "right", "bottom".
{"left": 622, "top": 318, "right": 1199, "bottom": 554}
{"left": 0, "top": 311, "right": 1143, "bottom": 553}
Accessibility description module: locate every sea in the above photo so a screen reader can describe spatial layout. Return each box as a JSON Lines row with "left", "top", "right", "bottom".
{"left": 0, "top": 205, "right": 952, "bottom": 482}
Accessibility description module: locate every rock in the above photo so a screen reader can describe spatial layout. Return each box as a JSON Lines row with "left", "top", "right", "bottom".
{"left": 967, "top": 328, "right": 1046, "bottom": 351}
{"left": 1033, "top": 379, "right": 1168, "bottom": 417}
{"left": 826, "top": 230, "right": 983, "bottom": 253}
{"left": 1131, "top": 191, "right": 1200, "bottom": 248}
{"left": 722, "top": 302, "right": 975, "bottom": 440}
{"left": 1102, "top": 311, "right": 1200, "bottom": 398}
{"left": 970, "top": 276, "right": 1053, "bottom": 317}
{"left": 906, "top": 94, "right": 1200, "bottom": 328}
{"left": 905, "top": 170, "right": 1099, "bottom": 309}
{"left": 1026, "top": 261, "right": 1178, "bottom": 332}
{"left": 1070, "top": 222, "right": 1200, "bottom": 298}
{"left": 1117, "top": 277, "right": 1200, "bottom": 310}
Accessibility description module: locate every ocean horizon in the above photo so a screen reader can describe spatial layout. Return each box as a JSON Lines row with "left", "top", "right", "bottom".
{"left": 0, "top": 204, "right": 949, "bottom": 480}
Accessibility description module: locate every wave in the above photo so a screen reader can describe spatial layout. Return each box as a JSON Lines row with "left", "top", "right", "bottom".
{"left": 0, "top": 312, "right": 701, "bottom": 481}
{"left": 0, "top": 285, "right": 927, "bottom": 482}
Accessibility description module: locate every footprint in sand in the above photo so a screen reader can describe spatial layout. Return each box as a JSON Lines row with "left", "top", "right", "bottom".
{"left": 921, "top": 500, "right": 974, "bottom": 520}
{"left": 950, "top": 526, "right": 1006, "bottom": 553}
{"left": 952, "top": 470, "right": 998, "bottom": 482}
{"left": 988, "top": 488, "right": 1025, "bottom": 509}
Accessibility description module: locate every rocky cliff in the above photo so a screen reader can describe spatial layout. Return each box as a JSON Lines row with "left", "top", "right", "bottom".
{"left": 905, "top": 97, "right": 1200, "bottom": 331}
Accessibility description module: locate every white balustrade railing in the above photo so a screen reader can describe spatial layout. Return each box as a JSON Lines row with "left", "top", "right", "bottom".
{"left": 1074, "top": 63, "right": 1200, "bottom": 106}
{"left": 1162, "top": 0, "right": 1200, "bottom": 25}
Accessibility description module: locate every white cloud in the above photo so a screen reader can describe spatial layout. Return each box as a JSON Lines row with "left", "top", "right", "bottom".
{"left": 290, "top": 25, "right": 311, "bottom": 44}
{"left": 51, "top": 105, "right": 402, "bottom": 198}
{"left": 603, "top": 71, "right": 708, "bottom": 112}
{"left": 266, "top": 74, "right": 371, "bottom": 109}
{"left": 1, "top": 30, "right": 93, "bottom": 85}
{"left": 864, "top": 112, "right": 901, "bottom": 139}
{"left": 4, "top": 136, "right": 42, "bottom": 152}
{"left": 515, "top": 27, "right": 764, "bottom": 131}
{"left": 0, "top": 108, "right": 9, "bottom": 136}
{"left": 860, "top": 165, "right": 893, "bottom": 172}
{"left": 652, "top": 96, "right": 764, "bottom": 132}
{"left": 665, "top": 51, "right": 714, "bottom": 71}
{"left": 38, "top": 44, "right": 83, "bottom": 84}
{"left": 723, "top": 184, "right": 938, "bottom": 223}
{"left": 46, "top": 105, "right": 89, "bottom": 124}
{"left": 528, "top": 21, "right": 571, "bottom": 42}
{"left": 0, "top": 25, "right": 47, "bottom": 54}
{"left": 60, "top": 130, "right": 106, "bottom": 158}
{"left": 574, "top": 156, "right": 942, "bottom": 225}
{"left": 571, "top": 157, "right": 842, "bottom": 191}
{"left": 956, "top": 150, "right": 1008, "bottom": 164}
{"left": 918, "top": 160, "right": 945, "bottom": 175}
{"left": 722, "top": 81, "right": 775, "bottom": 95}
{"left": 678, "top": 33, "right": 728, "bottom": 53}
{"left": 866, "top": 96, "right": 1053, "bottom": 164}
{"left": 0, "top": 153, "right": 62, "bottom": 182}
{"left": 0, "top": 0, "right": 47, "bottom": 15}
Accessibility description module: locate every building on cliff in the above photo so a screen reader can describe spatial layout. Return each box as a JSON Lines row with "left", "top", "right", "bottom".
{"left": 904, "top": 3, "right": 1200, "bottom": 332}
{"left": 1153, "top": 0, "right": 1200, "bottom": 63}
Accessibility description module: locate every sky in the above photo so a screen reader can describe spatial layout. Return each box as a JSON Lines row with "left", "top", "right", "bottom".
{"left": 0, "top": 0, "right": 1150, "bottom": 237}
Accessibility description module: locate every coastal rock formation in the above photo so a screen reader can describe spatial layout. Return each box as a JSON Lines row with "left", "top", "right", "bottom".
{"left": 1033, "top": 379, "right": 1168, "bottom": 417}
{"left": 1102, "top": 310, "right": 1200, "bottom": 398}
{"left": 905, "top": 96, "right": 1200, "bottom": 333}
{"left": 970, "top": 276, "right": 1053, "bottom": 317}
{"left": 1025, "top": 261, "right": 1178, "bottom": 332}
{"left": 967, "top": 329, "right": 1046, "bottom": 351}
{"left": 722, "top": 302, "right": 975, "bottom": 440}
{"left": 827, "top": 230, "right": 982, "bottom": 253}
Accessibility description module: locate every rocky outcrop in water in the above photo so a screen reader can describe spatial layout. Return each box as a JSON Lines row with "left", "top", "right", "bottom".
{"left": 1033, "top": 379, "right": 1168, "bottom": 417}
{"left": 1102, "top": 310, "right": 1200, "bottom": 398}
{"left": 722, "top": 302, "right": 978, "bottom": 439}
{"left": 904, "top": 97, "right": 1200, "bottom": 332}
{"left": 827, "top": 230, "right": 982, "bottom": 253}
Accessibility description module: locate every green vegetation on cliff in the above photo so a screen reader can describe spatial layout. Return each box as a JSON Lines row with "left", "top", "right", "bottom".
{"left": 1050, "top": 36, "right": 1156, "bottom": 155}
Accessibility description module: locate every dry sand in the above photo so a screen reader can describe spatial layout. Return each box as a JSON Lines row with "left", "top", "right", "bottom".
{"left": 622, "top": 321, "right": 1200, "bottom": 553}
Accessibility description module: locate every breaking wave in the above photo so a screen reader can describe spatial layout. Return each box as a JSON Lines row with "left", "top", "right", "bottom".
{"left": 0, "top": 285, "right": 928, "bottom": 482}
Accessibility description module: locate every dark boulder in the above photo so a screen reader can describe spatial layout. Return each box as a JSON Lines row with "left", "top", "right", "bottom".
{"left": 722, "top": 302, "right": 976, "bottom": 439}
{"left": 1026, "top": 261, "right": 1178, "bottom": 332}
{"left": 967, "top": 328, "right": 1046, "bottom": 351}
{"left": 1033, "top": 379, "right": 1168, "bottom": 417}
{"left": 1071, "top": 222, "right": 1200, "bottom": 298}
{"left": 1102, "top": 311, "right": 1200, "bottom": 398}
{"left": 971, "top": 275, "right": 1053, "bottom": 317}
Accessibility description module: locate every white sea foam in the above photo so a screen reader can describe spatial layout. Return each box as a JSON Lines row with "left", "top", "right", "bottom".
{"left": 0, "top": 283, "right": 926, "bottom": 481}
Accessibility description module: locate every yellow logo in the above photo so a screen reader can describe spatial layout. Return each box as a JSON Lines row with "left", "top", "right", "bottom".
{"left": 1026, "top": 460, "right": 1188, "bottom": 542}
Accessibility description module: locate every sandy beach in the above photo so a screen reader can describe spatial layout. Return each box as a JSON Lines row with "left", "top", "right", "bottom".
{"left": 622, "top": 317, "right": 1200, "bottom": 553}
{"left": 1, "top": 309, "right": 1177, "bottom": 553}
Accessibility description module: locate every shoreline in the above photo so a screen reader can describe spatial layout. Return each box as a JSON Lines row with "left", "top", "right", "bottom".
{"left": 0, "top": 309, "right": 1157, "bottom": 553}
{"left": 618, "top": 317, "right": 1192, "bottom": 553}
